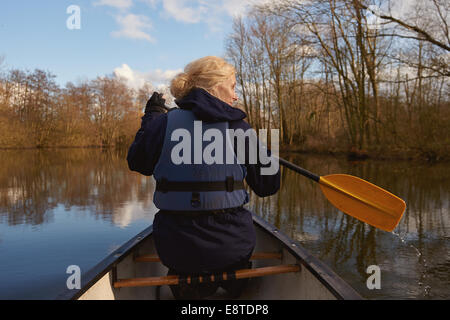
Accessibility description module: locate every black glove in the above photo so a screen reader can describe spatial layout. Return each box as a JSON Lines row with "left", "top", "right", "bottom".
{"left": 145, "top": 92, "right": 169, "bottom": 114}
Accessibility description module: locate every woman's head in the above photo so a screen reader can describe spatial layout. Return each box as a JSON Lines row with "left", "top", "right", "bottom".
{"left": 170, "top": 56, "right": 238, "bottom": 105}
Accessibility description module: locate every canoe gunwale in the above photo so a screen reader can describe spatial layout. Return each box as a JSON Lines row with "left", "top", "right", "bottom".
{"left": 56, "top": 213, "right": 363, "bottom": 300}
{"left": 251, "top": 214, "right": 363, "bottom": 300}
{"left": 56, "top": 226, "right": 153, "bottom": 300}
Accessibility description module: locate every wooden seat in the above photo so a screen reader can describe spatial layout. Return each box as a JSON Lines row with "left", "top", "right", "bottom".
{"left": 113, "top": 264, "right": 301, "bottom": 288}
{"left": 134, "top": 252, "right": 282, "bottom": 263}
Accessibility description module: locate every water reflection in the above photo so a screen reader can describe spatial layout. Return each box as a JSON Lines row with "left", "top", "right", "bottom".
{"left": 248, "top": 153, "right": 450, "bottom": 299}
{"left": 0, "top": 148, "right": 156, "bottom": 227}
{"left": 0, "top": 149, "right": 448, "bottom": 299}
{"left": 0, "top": 148, "right": 158, "bottom": 299}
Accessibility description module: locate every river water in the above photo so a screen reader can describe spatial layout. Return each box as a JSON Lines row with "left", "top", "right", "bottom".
{"left": 0, "top": 149, "right": 448, "bottom": 299}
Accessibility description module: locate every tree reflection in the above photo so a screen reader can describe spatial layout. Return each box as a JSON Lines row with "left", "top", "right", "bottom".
{"left": 0, "top": 149, "right": 448, "bottom": 298}
{"left": 248, "top": 153, "right": 450, "bottom": 298}
{"left": 0, "top": 148, "right": 154, "bottom": 226}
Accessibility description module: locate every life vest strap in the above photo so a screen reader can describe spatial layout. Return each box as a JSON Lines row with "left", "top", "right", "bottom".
{"left": 156, "top": 177, "right": 245, "bottom": 193}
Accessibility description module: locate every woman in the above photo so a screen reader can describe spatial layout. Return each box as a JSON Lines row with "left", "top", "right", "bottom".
{"left": 127, "top": 56, "right": 280, "bottom": 299}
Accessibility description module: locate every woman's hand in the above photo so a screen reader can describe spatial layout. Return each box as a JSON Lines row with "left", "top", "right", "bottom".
{"left": 145, "top": 92, "right": 169, "bottom": 114}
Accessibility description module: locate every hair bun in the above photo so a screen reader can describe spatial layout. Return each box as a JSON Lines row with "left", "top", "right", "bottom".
{"left": 170, "top": 72, "right": 193, "bottom": 99}
{"left": 169, "top": 56, "right": 236, "bottom": 100}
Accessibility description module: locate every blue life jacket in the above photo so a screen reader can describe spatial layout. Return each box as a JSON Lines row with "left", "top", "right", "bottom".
{"left": 153, "top": 109, "right": 248, "bottom": 211}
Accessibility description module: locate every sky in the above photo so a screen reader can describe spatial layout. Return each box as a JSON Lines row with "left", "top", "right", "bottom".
{"left": 0, "top": 0, "right": 424, "bottom": 91}
{"left": 0, "top": 0, "right": 268, "bottom": 89}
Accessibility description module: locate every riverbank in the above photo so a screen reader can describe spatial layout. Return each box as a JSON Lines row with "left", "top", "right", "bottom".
{"left": 280, "top": 145, "right": 450, "bottom": 163}
{"left": 1, "top": 143, "right": 448, "bottom": 164}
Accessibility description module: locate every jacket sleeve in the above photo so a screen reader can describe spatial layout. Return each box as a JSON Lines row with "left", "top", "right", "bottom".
{"left": 230, "top": 120, "right": 281, "bottom": 197}
{"left": 126, "top": 112, "right": 167, "bottom": 176}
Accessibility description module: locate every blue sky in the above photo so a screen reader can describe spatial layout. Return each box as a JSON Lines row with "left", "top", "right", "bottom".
{"left": 0, "top": 0, "right": 265, "bottom": 88}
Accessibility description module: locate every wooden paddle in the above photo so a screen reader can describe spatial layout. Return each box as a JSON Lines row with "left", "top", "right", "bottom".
{"left": 277, "top": 157, "right": 406, "bottom": 232}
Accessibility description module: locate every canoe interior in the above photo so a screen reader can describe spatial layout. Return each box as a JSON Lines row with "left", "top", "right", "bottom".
{"left": 58, "top": 214, "right": 362, "bottom": 300}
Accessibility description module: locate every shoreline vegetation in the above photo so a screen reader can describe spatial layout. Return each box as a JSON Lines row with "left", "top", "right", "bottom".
{"left": 225, "top": 2, "right": 449, "bottom": 163}
{"left": 0, "top": 64, "right": 447, "bottom": 163}
{"left": 0, "top": 144, "right": 447, "bottom": 164}
{"left": 1, "top": 1, "right": 448, "bottom": 163}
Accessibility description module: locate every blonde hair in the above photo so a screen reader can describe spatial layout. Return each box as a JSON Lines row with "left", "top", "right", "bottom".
{"left": 170, "top": 56, "right": 235, "bottom": 99}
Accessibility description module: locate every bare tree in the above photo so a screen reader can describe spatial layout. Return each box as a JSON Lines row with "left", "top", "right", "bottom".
{"left": 226, "top": 0, "right": 449, "bottom": 159}
{"left": 357, "top": 0, "right": 450, "bottom": 52}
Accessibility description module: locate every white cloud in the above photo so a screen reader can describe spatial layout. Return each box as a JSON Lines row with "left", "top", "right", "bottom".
{"left": 150, "top": 0, "right": 272, "bottom": 24}
{"left": 113, "top": 63, "right": 182, "bottom": 90}
{"left": 111, "top": 14, "right": 155, "bottom": 42}
{"left": 94, "top": 0, "right": 133, "bottom": 9}
{"left": 139, "top": 0, "right": 159, "bottom": 8}
{"left": 97, "top": 0, "right": 275, "bottom": 42}
{"left": 161, "top": 0, "right": 206, "bottom": 23}
{"left": 221, "top": 0, "right": 262, "bottom": 18}
{"left": 114, "top": 64, "right": 142, "bottom": 89}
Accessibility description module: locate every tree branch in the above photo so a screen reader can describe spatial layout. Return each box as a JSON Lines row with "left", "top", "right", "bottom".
{"left": 355, "top": 0, "right": 450, "bottom": 51}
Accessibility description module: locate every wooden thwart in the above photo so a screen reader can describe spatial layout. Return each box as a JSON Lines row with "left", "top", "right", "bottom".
{"left": 134, "top": 252, "right": 282, "bottom": 263}
{"left": 113, "top": 264, "right": 301, "bottom": 288}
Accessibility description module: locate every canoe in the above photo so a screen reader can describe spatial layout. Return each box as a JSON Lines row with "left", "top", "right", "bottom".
{"left": 57, "top": 214, "right": 363, "bottom": 300}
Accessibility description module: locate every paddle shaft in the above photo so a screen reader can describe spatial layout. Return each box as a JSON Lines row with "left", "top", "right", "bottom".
{"left": 278, "top": 157, "right": 320, "bottom": 182}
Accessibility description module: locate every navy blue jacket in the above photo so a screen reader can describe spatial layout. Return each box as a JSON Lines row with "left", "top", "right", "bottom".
{"left": 127, "top": 88, "right": 280, "bottom": 273}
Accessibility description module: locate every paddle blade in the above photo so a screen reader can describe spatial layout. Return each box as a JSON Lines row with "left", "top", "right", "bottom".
{"left": 319, "top": 174, "right": 406, "bottom": 232}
